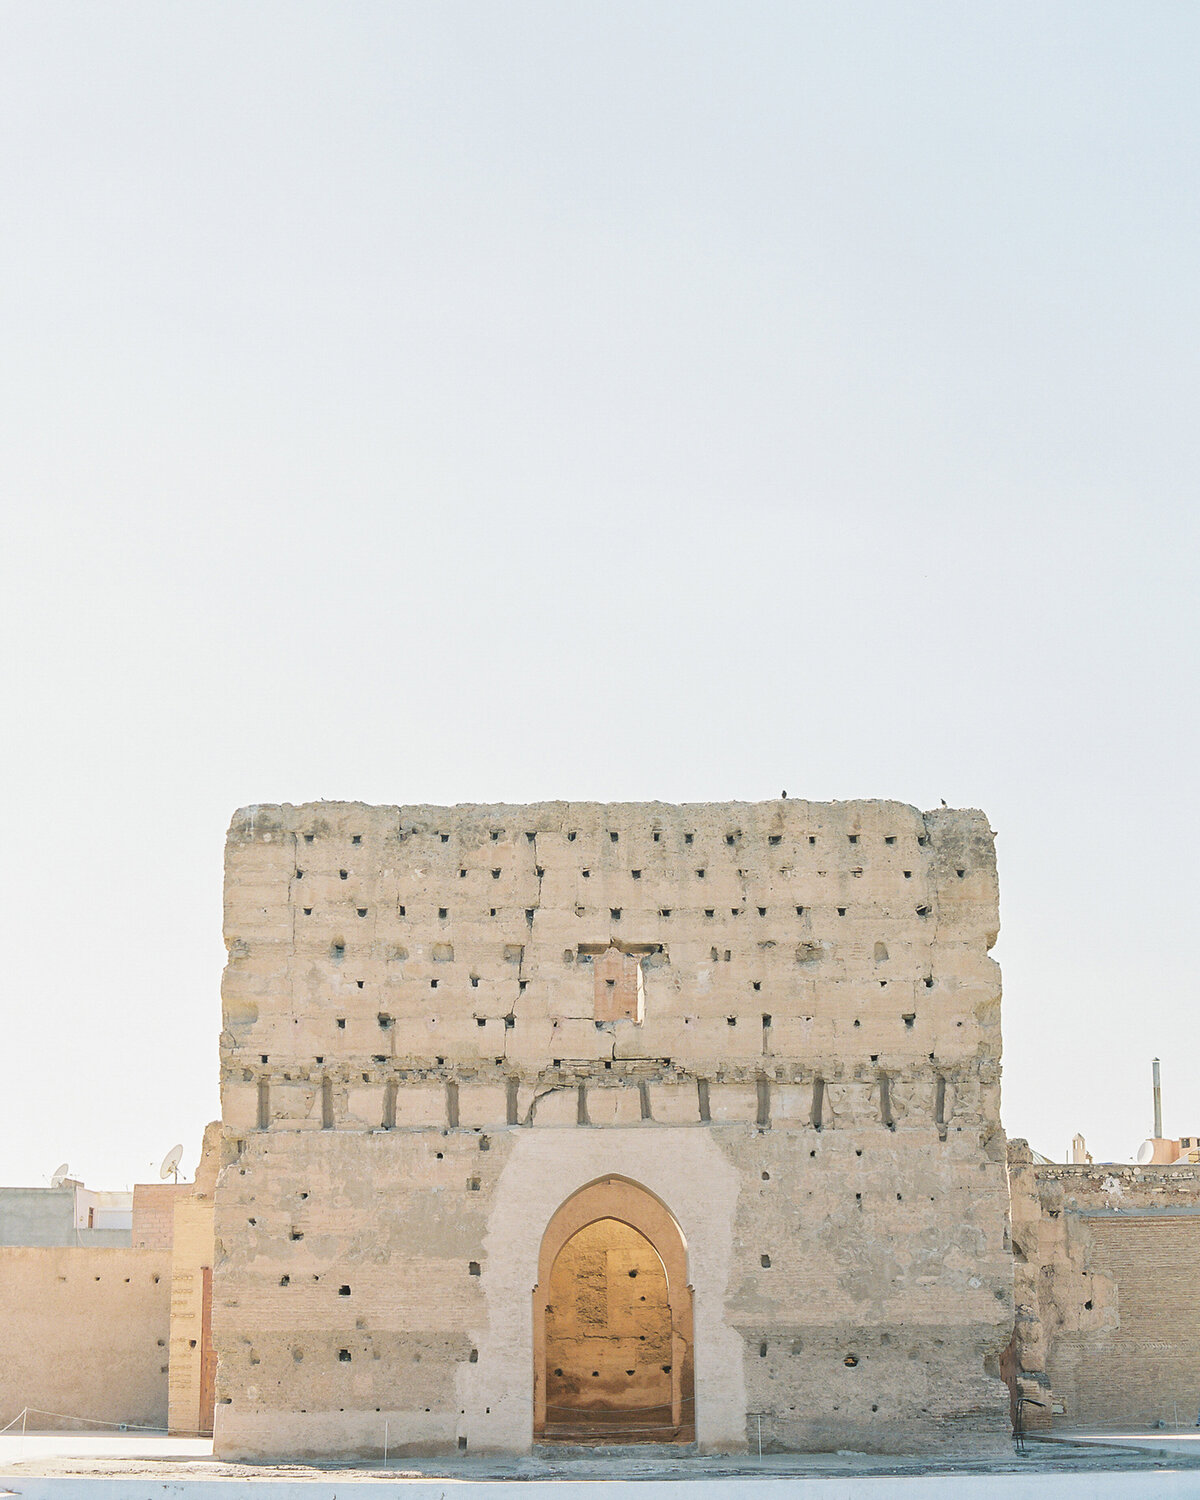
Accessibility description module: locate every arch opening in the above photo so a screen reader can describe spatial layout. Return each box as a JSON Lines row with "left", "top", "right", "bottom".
{"left": 533, "top": 1178, "right": 694, "bottom": 1444}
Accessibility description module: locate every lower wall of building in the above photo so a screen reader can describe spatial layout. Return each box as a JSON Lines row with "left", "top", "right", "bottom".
{"left": 0, "top": 1247, "right": 171, "bottom": 1430}
{"left": 213, "top": 1123, "right": 1013, "bottom": 1459}
{"left": 1009, "top": 1144, "right": 1200, "bottom": 1430}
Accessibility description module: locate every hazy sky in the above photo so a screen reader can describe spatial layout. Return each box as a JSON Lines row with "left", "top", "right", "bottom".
{"left": 2, "top": 3, "right": 1197, "bottom": 1187}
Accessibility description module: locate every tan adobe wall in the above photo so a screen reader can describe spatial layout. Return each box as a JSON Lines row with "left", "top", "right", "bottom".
{"left": 214, "top": 799, "right": 1010, "bottom": 1459}
{"left": 0, "top": 1247, "right": 171, "bottom": 1429}
{"left": 1009, "top": 1143, "right": 1200, "bottom": 1429}
{"left": 167, "top": 1122, "right": 222, "bottom": 1437}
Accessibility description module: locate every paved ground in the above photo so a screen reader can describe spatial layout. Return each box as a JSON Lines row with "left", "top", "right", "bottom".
{"left": 5, "top": 1431, "right": 1200, "bottom": 1498}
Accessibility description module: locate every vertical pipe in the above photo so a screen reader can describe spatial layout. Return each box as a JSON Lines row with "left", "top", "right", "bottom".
{"left": 1153, "top": 1057, "right": 1163, "bottom": 1139}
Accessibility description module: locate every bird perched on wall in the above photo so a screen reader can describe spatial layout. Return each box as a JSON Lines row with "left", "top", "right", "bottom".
{"left": 940, "top": 798, "right": 947, "bottom": 807}
{"left": 781, "top": 790, "right": 787, "bottom": 799}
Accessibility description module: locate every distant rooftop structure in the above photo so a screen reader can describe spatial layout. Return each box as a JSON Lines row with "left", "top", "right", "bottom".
{"left": 0, "top": 1180, "right": 133, "bottom": 1247}
{"left": 1136, "top": 1135, "right": 1200, "bottom": 1166}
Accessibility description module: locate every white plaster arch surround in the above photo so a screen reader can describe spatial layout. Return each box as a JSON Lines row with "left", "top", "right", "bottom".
{"left": 460, "top": 1127, "right": 746, "bottom": 1453}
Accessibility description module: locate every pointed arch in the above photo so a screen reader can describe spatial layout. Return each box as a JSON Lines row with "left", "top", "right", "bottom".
{"left": 533, "top": 1175, "right": 694, "bottom": 1442}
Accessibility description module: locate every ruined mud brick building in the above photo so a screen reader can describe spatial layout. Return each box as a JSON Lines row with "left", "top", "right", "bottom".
{"left": 1007, "top": 1142, "right": 1200, "bottom": 1430}
{"left": 215, "top": 799, "right": 1012, "bottom": 1460}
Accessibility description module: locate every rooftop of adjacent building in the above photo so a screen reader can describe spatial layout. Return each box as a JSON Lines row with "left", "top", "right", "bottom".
{"left": 0, "top": 1177, "right": 200, "bottom": 1249}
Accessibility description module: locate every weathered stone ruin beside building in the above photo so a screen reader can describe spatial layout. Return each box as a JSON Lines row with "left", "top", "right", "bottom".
{"left": 1008, "top": 1141, "right": 1200, "bottom": 1431}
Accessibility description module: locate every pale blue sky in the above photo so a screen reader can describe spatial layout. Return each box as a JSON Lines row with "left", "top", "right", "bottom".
{"left": 2, "top": 3, "right": 1197, "bottom": 1185}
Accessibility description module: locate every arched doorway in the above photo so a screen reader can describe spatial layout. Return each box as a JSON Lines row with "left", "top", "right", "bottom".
{"left": 533, "top": 1176, "right": 694, "bottom": 1444}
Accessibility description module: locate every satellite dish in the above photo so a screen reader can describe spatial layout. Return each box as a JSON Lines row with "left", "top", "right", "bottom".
{"left": 160, "top": 1144, "right": 184, "bottom": 1183}
{"left": 50, "top": 1163, "right": 70, "bottom": 1188}
{"left": 1136, "top": 1139, "right": 1155, "bottom": 1165}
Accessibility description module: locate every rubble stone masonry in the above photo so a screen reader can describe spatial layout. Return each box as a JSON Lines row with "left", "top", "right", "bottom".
{"left": 1009, "top": 1144, "right": 1200, "bottom": 1429}
{"left": 214, "top": 799, "right": 1011, "bottom": 1460}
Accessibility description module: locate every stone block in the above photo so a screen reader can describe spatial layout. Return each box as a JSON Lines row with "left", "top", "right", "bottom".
{"left": 584, "top": 1084, "right": 643, "bottom": 1127}
{"left": 647, "top": 1081, "right": 699, "bottom": 1124}
{"left": 529, "top": 1086, "right": 579, "bottom": 1126}
{"left": 392, "top": 1083, "right": 446, "bottom": 1127}
{"left": 708, "top": 1084, "right": 758, "bottom": 1122}
{"left": 458, "top": 1084, "right": 509, "bottom": 1129}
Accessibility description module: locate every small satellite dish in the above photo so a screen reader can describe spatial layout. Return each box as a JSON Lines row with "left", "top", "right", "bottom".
{"left": 160, "top": 1144, "right": 184, "bottom": 1183}
{"left": 50, "top": 1163, "right": 70, "bottom": 1188}
{"left": 1136, "top": 1139, "right": 1155, "bottom": 1165}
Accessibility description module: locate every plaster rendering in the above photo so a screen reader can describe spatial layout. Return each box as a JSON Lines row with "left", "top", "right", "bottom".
{"left": 214, "top": 799, "right": 1011, "bottom": 1460}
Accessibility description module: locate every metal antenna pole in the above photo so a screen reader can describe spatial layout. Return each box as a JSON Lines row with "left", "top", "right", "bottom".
{"left": 1153, "top": 1058, "right": 1163, "bottom": 1140}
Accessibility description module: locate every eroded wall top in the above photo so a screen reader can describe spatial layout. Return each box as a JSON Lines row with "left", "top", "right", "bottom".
{"left": 220, "top": 799, "right": 1000, "bottom": 1133}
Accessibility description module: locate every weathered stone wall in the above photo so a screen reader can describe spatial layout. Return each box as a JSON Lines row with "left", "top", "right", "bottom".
{"left": 1009, "top": 1143, "right": 1200, "bottom": 1429}
{"left": 0, "top": 1247, "right": 171, "bottom": 1429}
{"left": 214, "top": 799, "right": 1010, "bottom": 1459}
